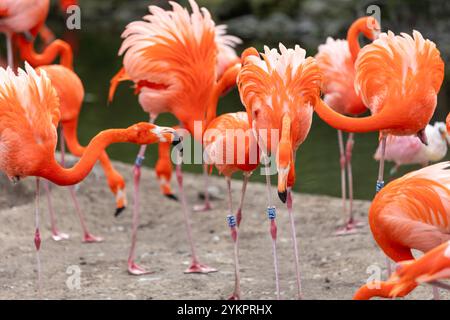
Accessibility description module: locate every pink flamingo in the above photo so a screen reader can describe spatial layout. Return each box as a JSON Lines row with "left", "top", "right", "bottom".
{"left": 374, "top": 122, "right": 450, "bottom": 174}
{"left": 315, "top": 16, "right": 380, "bottom": 235}
{"left": 203, "top": 112, "right": 259, "bottom": 299}
{"left": 109, "top": 0, "right": 241, "bottom": 275}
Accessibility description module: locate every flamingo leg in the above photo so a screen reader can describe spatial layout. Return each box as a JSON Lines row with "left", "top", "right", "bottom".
{"left": 43, "top": 180, "right": 69, "bottom": 241}
{"left": 236, "top": 172, "right": 251, "bottom": 228}
{"left": 335, "top": 130, "right": 352, "bottom": 236}
{"left": 6, "top": 32, "right": 13, "bottom": 68}
{"left": 432, "top": 286, "right": 440, "bottom": 300}
{"left": 286, "top": 188, "right": 303, "bottom": 299}
{"left": 175, "top": 152, "right": 217, "bottom": 274}
{"left": 127, "top": 144, "right": 153, "bottom": 275}
{"left": 60, "top": 127, "right": 103, "bottom": 243}
{"left": 34, "top": 178, "right": 42, "bottom": 297}
{"left": 344, "top": 133, "right": 364, "bottom": 232}
{"left": 377, "top": 135, "right": 392, "bottom": 277}
{"left": 263, "top": 159, "right": 280, "bottom": 300}
{"left": 127, "top": 115, "right": 157, "bottom": 275}
{"left": 225, "top": 177, "right": 241, "bottom": 300}
{"left": 193, "top": 164, "right": 213, "bottom": 212}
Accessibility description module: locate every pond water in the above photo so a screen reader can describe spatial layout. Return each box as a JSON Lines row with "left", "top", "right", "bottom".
{"left": 47, "top": 23, "right": 450, "bottom": 201}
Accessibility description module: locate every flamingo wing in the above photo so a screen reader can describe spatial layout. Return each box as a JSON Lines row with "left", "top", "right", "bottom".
{"left": 0, "top": 64, "right": 60, "bottom": 179}
{"left": 238, "top": 44, "right": 321, "bottom": 152}
{"left": 118, "top": 0, "right": 240, "bottom": 122}
{"left": 355, "top": 31, "right": 444, "bottom": 116}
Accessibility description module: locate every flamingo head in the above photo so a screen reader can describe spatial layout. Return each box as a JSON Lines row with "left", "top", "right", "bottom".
{"left": 362, "top": 16, "right": 381, "bottom": 40}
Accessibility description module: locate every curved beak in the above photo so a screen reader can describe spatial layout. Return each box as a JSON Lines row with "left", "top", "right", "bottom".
{"left": 171, "top": 132, "right": 183, "bottom": 155}
{"left": 277, "top": 167, "right": 289, "bottom": 203}
{"left": 417, "top": 129, "right": 428, "bottom": 146}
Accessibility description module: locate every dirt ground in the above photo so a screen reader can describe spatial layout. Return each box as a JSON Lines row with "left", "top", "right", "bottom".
{"left": 0, "top": 159, "right": 446, "bottom": 300}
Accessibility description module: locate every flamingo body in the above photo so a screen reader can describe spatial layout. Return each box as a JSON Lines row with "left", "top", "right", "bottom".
{"left": 0, "top": 0, "right": 49, "bottom": 34}
{"left": 374, "top": 122, "right": 449, "bottom": 168}
{"left": 316, "top": 38, "right": 365, "bottom": 115}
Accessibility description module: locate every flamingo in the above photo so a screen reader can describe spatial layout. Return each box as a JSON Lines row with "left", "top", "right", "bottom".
{"left": 203, "top": 112, "right": 259, "bottom": 300}
{"left": 353, "top": 162, "right": 450, "bottom": 299}
{"left": 110, "top": 0, "right": 241, "bottom": 275}
{"left": 0, "top": 0, "right": 49, "bottom": 68}
{"left": 238, "top": 44, "right": 322, "bottom": 299}
{"left": 14, "top": 29, "right": 129, "bottom": 241}
{"left": 37, "top": 65, "right": 129, "bottom": 242}
{"left": 374, "top": 122, "right": 450, "bottom": 174}
{"left": 0, "top": 63, "right": 181, "bottom": 293}
{"left": 315, "top": 16, "right": 380, "bottom": 235}
{"left": 314, "top": 30, "right": 445, "bottom": 196}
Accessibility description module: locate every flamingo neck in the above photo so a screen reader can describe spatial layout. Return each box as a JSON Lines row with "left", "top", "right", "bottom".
{"left": 353, "top": 281, "right": 417, "bottom": 300}
{"left": 19, "top": 38, "right": 73, "bottom": 70}
{"left": 39, "top": 128, "right": 129, "bottom": 186}
{"left": 347, "top": 18, "right": 369, "bottom": 62}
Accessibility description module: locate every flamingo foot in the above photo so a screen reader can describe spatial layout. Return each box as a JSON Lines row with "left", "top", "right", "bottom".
{"left": 51, "top": 231, "right": 70, "bottom": 241}
{"left": 334, "top": 224, "right": 359, "bottom": 236}
{"left": 228, "top": 293, "right": 240, "bottom": 300}
{"left": 82, "top": 233, "right": 103, "bottom": 243}
{"left": 128, "top": 261, "right": 153, "bottom": 276}
{"left": 193, "top": 202, "right": 213, "bottom": 212}
{"left": 184, "top": 262, "right": 217, "bottom": 274}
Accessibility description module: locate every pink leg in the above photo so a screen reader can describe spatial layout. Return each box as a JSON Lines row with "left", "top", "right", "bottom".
{"left": 432, "top": 286, "right": 440, "bottom": 300}
{"left": 225, "top": 177, "right": 241, "bottom": 300}
{"left": 236, "top": 172, "right": 251, "bottom": 228}
{"left": 127, "top": 116, "right": 157, "bottom": 275}
{"left": 264, "top": 161, "right": 280, "bottom": 300}
{"left": 175, "top": 155, "right": 216, "bottom": 274}
{"left": 60, "top": 127, "right": 102, "bottom": 243}
{"left": 334, "top": 131, "right": 355, "bottom": 236}
{"left": 43, "top": 180, "right": 69, "bottom": 241}
{"left": 6, "top": 32, "right": 14, "bottom": 69}
{"left": 377, "top": 135, "right": 391, "bottom": 278}
{"left": 127, "top": 144, "right": 153, "bottom": 275}
{"left": 34, "top": 178, "right": 42, "bottom": 297}
{"left": 193, "top": 164, "right": 213, "bottom": 212}
{"left": 287, "top": 189, "right": 303, "bottom": 299}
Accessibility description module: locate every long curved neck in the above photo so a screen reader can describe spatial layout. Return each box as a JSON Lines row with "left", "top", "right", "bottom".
{"left": 19, "top": 38, "right": 73, "bottom": 69}
{"left": 353, "top": 281, "right": 417, "bottom": 300}
{"left": 62, "top": 119, "right": 120, "bottom": 187}
{"left": 39, "top": 128, "right": 129, "bottom": 186}
{"left": 314, "top": 99, "right": 396, "bottom": 133}
{"left": 347, "top": 18, "right": 369, "bottom": 62}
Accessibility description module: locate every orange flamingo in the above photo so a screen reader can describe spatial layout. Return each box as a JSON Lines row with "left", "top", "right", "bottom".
{"left": 314, "top": 30, "right": 445, "bottom": 196}
{"left": 238, "top": 44, "right": 322, "bottom": 299}
{"left": 37, "top": 65, "right": 128, "bottom": 242}
{"left": 203, "top": 112, "right": 259, "bottom": 299}
{"left": 15, "top": 30, "right": 128, "bottom": 241}
{"left": 353, "top": 162, "right": 450, "bottom": 299}
{"left": 315, "top": 17, "right": 380, "bottom": 235}
{"left": 155, "top": 136, "right": 178, "bottom": 200}
{"left": 0, "top": 0, "right": 49, "bottom": 68}
{"left": 110, "top": 0, "right": 241, "bottom": 275}
{"left": 0, "top": 63, "right": 181, "bottom": 293}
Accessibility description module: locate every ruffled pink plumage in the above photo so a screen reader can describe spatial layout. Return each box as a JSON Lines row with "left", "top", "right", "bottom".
{"left": 315, "top": 37, "right": 366, "bottom": 115}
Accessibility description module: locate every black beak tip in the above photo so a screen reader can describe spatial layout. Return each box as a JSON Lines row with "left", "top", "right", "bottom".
{"left": 165, "top": 194, "right": 179, "bottom": 201}
{"left": 278, "top": 191, "right": 287, "bottom": 204}
{"left": 115, "top": 206, "right": 126, "bottom": 217}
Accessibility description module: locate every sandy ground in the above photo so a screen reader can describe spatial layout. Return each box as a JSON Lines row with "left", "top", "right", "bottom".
{"left": 0, "top": 159, "right": 447, "bottom": 300}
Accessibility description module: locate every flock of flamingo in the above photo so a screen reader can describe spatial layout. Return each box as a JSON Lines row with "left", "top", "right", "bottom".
{"left": 0, "top": 0, "right": 449, "bottom": 300}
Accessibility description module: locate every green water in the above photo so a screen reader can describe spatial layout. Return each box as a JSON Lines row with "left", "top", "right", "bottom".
{"left": 52, "top": 25, "right": 450, "bottom": 201}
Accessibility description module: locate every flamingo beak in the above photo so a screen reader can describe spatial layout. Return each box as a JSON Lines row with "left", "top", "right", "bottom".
{"left": 277, "top": 167, "right": 289, "bottom": 204}
{"left": 114, "top": 188, "right": 127, "bottom": 217}
{"left": 417, "top": 129, "right": 428, "bottom": 146}
{"left": 172, "top": 132, "right": 183, "bottom": 155}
